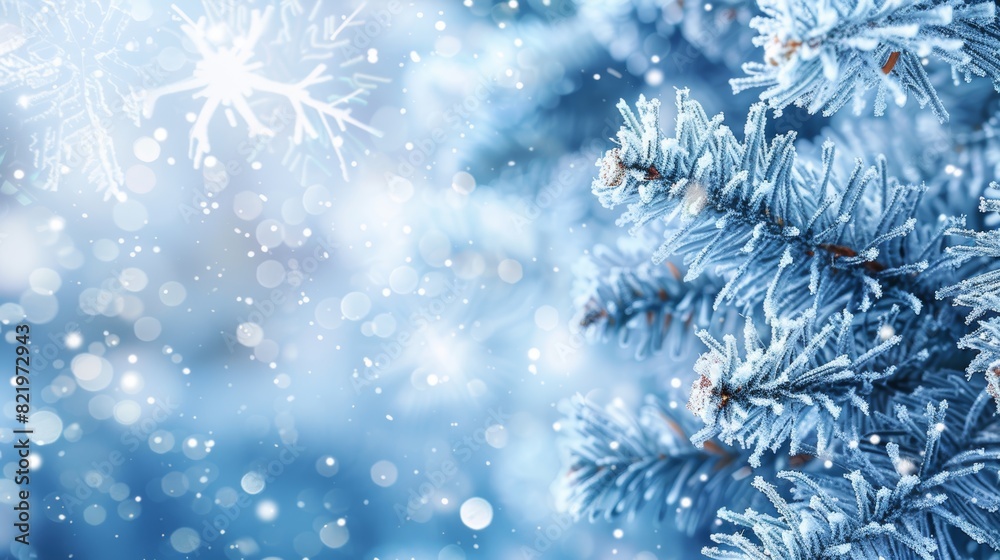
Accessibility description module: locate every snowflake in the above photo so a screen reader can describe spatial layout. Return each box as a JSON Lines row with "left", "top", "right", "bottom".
{"left": 0, "top": 0, "right": 151, "bottom": 200}
{"left": 140, "top": 1, "right": 384, "bottom": 182}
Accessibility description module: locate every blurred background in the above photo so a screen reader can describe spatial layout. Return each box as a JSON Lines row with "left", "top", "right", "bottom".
{"left": 2, "top": 0, "right": 990, "bottom": 558}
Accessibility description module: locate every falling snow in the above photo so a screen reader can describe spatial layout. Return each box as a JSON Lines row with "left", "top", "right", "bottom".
{"left": 8, "top": 0, "right": 998, "bottom": 559}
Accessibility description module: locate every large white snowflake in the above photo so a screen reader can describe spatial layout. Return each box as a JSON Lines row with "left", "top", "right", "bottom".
{"left": 141, "top": 1, "right": 382, "bottom": 181}
{"left": 1, "top": 0, "right": 149, "bottom": 200}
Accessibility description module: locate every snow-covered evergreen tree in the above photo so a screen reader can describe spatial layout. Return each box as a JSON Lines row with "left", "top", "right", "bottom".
{"left": 556, "top": 0, "right": 1000, "bottom": 557}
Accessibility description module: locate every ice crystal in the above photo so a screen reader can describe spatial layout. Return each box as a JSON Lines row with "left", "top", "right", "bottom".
{"left": 139, "top": 1, "right": 382, "bottom": 181}
{"left": 0, "top": 0, "right": 151, "bottom": 200}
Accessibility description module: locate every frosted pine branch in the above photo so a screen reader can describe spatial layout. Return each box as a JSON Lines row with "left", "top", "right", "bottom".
{"left": 704, "top": 400, "right": 1000, "bottom": 559}
{"left": 554, "top": 394, "right": 803, "bottom": 534}
{"left": 938, "top": 193, "right": 1000, "bottom": 410}
{"left": 687, "top": 311, "right": 899, "bottom": 467}
{"left": 573, "top": 242, "right": 727, "bottom": 360}
{"left": 593, "top": 91, "right": 956, "bottom": 322}
{"left": 732, "top": 0, "right": 1000, "bottom": 121}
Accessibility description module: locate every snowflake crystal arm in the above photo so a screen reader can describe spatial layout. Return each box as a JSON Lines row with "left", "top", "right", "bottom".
{"left": 593, "top": 90, "right": 955, "bottom": 322}
{"left": 0, "top": 0, "right": 145, "bottom": 200}
{"left": 687, "top": 310, "right": 900, "bottom": 467}
{"left": 937, "top": 194, "right": 1000, "bottom": 409}
{"left": 704, "top": 401, "right": 1000, "bottom": 559}
{"left": 554, "top": 394, "right": 794, "bottom": 534}
{"left": 573, "top": 243, "right": 727, "bottom": 361}
{"left": 731, "top": 0, "right": 1000, "bottom": 121}
{"left": 140, "top": 4, "right": 380, "bottom": 178}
